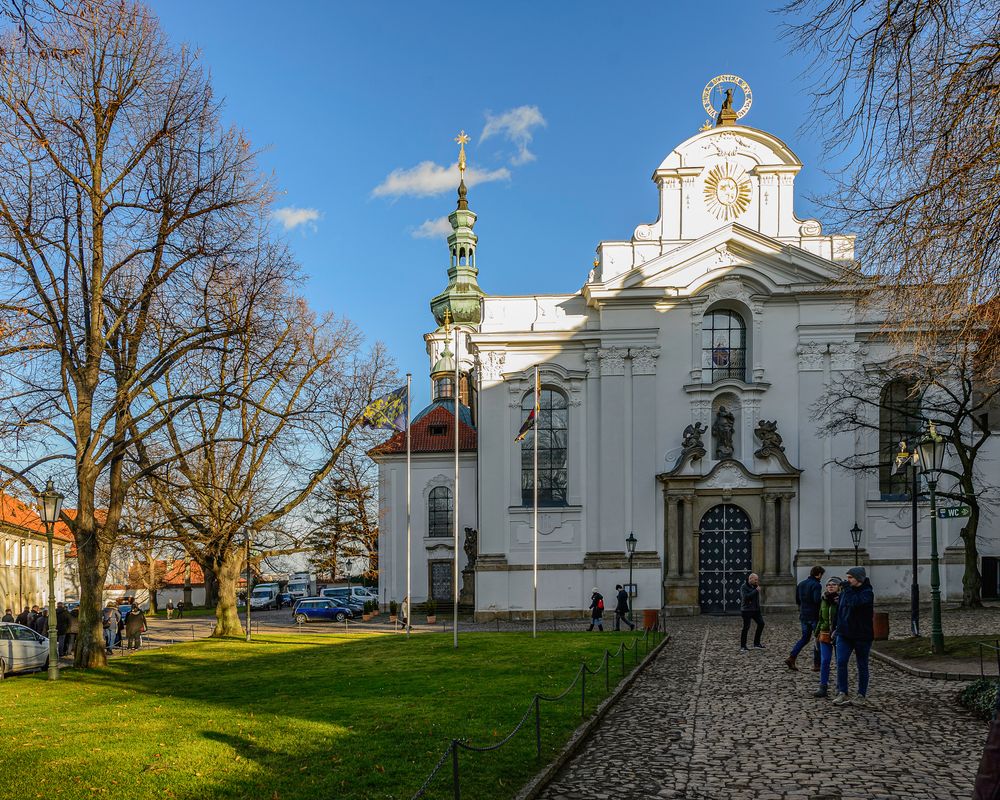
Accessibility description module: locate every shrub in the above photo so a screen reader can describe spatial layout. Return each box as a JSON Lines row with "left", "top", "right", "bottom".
{"left": 389, "top": 600, "right": 398, "bottom": 615}
{"left": 960, "top": 678, "right": 999, "bottom": 720}
{"left": 425, "top": 599, "right": 437, "bottom": 615}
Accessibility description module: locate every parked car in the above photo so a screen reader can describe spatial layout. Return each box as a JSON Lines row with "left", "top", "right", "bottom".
{"left": 0, "top": 622, "right": 48, "bottom": 678}
{"left": 276, "top": 592, "right": 294, "bottom": 609}
{"left": 292, "top": 598, "right": 352, "bottom": 624}
{"left": 321, "top": 587, "right": 365, "bottom": 613}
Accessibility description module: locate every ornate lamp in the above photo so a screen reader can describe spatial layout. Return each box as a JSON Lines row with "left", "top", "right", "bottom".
{"left": 625, "top": 532, "right": 637, "bottom": 599}
{"left": 916, "top": 422, "right": 948, "bottom": 654}
{"left": 849, "top": 523, "right": 863, "bottom": 567}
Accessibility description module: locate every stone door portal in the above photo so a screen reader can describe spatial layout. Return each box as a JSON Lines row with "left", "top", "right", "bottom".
{"left": 698, "top": 503, "right": 752, "bottom": 614}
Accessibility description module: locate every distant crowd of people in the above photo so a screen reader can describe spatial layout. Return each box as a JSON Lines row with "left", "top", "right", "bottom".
{"left": 101, "top": 602, "right": 147, "bottom": 653}
{"left": 3, "top": 602, "right": 80, "bottom": 656}
{"left": 740, "top": 564, "right": 876, "bottom": 706}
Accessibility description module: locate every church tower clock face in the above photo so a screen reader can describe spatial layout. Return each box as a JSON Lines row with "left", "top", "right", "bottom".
{"left": 703, "top": 162, "right": 752, "bottom": 221}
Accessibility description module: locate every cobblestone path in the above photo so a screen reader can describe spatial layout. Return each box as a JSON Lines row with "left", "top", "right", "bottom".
{"left": 540, "top": 615, "right": 986, "bottom": 800}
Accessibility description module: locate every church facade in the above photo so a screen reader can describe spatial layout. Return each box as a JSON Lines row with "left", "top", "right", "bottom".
{"left": 374, "top": 85, "right": 993, "bottom": 617}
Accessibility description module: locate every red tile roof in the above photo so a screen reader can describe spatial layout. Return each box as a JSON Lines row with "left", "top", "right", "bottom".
{"left": 370, "top": 402, "right": 477, "bottom": 456}
{"left": 161, "top": 559, "right": 205, "bottom": 586}
{"left": 0, "top": 491, "right": 76, "bottom": 550}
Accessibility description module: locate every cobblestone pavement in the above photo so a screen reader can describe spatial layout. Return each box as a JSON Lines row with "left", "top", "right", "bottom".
{"left": 540, "top": 612, "right": 988, "bottom": 800}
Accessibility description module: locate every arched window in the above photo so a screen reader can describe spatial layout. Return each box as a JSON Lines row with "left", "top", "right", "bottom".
{"left": 879, "top": 378, "right": 922, "bottom": 499}
{"left": 427, "top": 487, "right": 453, "bottom": 537}
{"left": 434, "top": 377, "right": 454, "bottom": 400}
{"left": 702, "top": 309, "right": 747, "bottom": 382}
{"left": 521, "top": 388, "right": 568, "bottom": 506}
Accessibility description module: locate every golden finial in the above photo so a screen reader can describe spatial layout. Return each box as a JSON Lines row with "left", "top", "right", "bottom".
{"left": 443, "top": 308, "right": 452, "bottom": 334}
{"left": 699, "top": 119, "right": 713, "bottom": 132}
{"left": 593, "top": 258, "right": 599, "bottom": 268}
{"left": 455, "top": 130, "right": 470, "bottom": 179}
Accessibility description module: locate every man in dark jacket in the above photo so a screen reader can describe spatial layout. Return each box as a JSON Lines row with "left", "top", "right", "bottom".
{"left": 785, "top": 565, "right": 824, "bottom": 671}
{"left": 15, "top": 607, "right": 30, "bottom": 626}
{"left": 55, "top": 602, "right": 71, "bottom": 656}
{"left": 833, "top": 566, "right": 875, "bottom": 706}
{"left": 1, "top": 608, "right": 13, "bottom": 622}
{"left": 739, "top": 573, "right": 765, "bottom": 650}
{"left": 32, "top": 607, "right": 49, "bottom": 636}
{"left": 613, "top": 584, "right": 635, "bottom": 631}
{"left": 587, "top": 588, "right": 604, "bottom": 631}
{"left": 124, "top": 604, "right": 147, "bottom": 650}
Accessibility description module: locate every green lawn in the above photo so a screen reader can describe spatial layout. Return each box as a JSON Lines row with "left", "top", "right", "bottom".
{"left": 876, "top": 634, "right": 1000, "bottom": 661}
{"left": 0, "top": 631, "right": 656, "bottom": 800}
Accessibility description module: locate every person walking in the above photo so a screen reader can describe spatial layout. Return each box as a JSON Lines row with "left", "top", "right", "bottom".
{"left": 102, "top": 602, "right": 121, "bottom": 654}
{"left": 56, "top": 602, "right": 71, "bottom": 656}
{"left": 125, "top": 604, "right": 147, "bottom": 650}
{"left": 739, "top": 573, "right": 765, "bottom": 651}
{"left": 613, "top": 584, "right": 635, "bottom": 631}
{"left": 813, "top": 576, "right": 841, "bottom": 698}
{"left": 66, "top": 608, "right": 79, "bottom": 656}
{"left": 785, "top": 565, "right": 824, "bottom": 671}
{"left": 833, "top": 566, "right": 875, "bottom": 706}
{"left": 587, "top": 588, "right": 605, "bottom": 631}
{"left": 166, "top": 599, "right": 174, "bottom": 620}
{"left": 175, "top": 601, "right": 184, "bottom": 619}
{"left": 1, "top": 608, "right": 13, "bottom": 622}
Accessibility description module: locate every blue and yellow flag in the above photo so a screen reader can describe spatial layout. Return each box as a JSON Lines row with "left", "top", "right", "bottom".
{"left": 359, "top": 386, "right": 408, "bottom": 432}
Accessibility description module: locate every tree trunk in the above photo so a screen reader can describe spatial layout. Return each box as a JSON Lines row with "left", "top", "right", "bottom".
{"left": 183, "top": 557, "right": 192, "bottom": 607}
{"left": 73, "top": 536, "right": 109, "bottom": 668}
{"left": 148, "top": 558, "right": 158, "bottom": 614}
{"left": 211, "top": 552, "right": 245, "bottom": 638}
{"left": 203, "top": 564, "right": 219, "bottom": 609}
{"left": 961, "top": 519, "right": 983, "bottom": 608}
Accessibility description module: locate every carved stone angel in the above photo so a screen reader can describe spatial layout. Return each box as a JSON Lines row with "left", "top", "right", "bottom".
{"left": 754, "top": 420, "right": 785, "bottom": 458}
{"left": 682, "top": 422, "right": 707, "bottom": 453}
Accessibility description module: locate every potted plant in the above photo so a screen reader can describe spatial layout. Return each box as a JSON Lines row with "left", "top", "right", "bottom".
{"left": 360, "top": 600, "right": 371, "bottom": 622}
{"left": 389, "top": 600, "right": 398, "bottom": 623}
{"left": 425, "top": 599, "right": 437, "bottom": 625}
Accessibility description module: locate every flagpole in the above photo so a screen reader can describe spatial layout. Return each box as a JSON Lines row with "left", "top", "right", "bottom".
{"left": 453, "top": 325, "right": 460, "bottom": 649}
{"left": 405, "top": 373, "right": 412, "bottom": 639}
{"left": 533, "top": 366, "right": 539, "bottom": 639}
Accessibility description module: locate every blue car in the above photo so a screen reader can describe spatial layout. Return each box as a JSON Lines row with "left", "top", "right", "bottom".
{"left": 292, "top": 598, "right": 352, "bottom": 624}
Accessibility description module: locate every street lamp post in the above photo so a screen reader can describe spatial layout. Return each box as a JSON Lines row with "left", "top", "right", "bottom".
{"left": 38, "top": 478, "right": 64, "bottom": 680}
{"left": 849, "top": 523, "right": 863, "bottom": 567}
{"left": 896, "top": 439, "right": 921, "bottom": 637}
{"left": 917, "top": 421, "right": 948, "bottom": 655}
{"left": 245, "top": 530, "right": 252, "bottom": 643}
{"left": 625, "top": 532, "right": 637, "bottom": 599}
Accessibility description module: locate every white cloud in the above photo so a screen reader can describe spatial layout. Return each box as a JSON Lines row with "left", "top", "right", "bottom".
{"left": 480, "top": 105, "right": 547, "bottom": 165}
{"left": 273, "top": 207, "right": 321, "bottom": 232}
{"left": 411, "top": 216, "right": 453, "bottom": 239}
{"left": 372, "top": 161, "right": 510, "bottom": 199}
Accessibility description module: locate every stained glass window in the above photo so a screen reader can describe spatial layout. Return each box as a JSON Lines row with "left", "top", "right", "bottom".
{"left": 521, "top": 388, "right": 568, "bottom": 506}
{"left": 702, "top": 310, "right": 747, "bottom": 382}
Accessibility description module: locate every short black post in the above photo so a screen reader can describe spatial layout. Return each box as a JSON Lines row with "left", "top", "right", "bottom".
{"left": 534, "top": 695, "right": 541, "bottom": 759}
{"left": 451, "top": 740, "right": 460, "bottom": 800}
{"left": 604, "top": 650, "right": 610, "bottom": 693}
{"left": 580, "top": 664, "right": 586, "bottom": 717}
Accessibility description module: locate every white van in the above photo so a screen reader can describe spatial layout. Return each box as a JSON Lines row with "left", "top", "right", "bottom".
{"left": 249, "top": 583, "right": 280, "bottom": 610}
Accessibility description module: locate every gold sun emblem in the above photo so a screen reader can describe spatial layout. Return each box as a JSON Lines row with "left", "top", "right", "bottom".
{"left": 703, "top": 162, "right": 752, "bottom": 221}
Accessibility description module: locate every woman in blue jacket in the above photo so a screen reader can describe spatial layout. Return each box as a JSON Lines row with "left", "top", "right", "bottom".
{"left": 833, "top": 566, "right": 875, "bottom": 706}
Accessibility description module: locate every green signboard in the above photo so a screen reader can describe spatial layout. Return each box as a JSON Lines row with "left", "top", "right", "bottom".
{"left": 937, "top": 506, "right": 971, "bottom": 519}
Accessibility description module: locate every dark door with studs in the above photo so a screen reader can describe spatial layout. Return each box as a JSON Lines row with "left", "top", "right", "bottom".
{"left": 698, "top": 503, "right": 752, "bottom": 614}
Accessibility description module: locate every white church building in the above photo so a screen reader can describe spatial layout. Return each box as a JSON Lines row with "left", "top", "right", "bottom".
{"left": 374, "top": 81, "right": 996, "bottom": 617}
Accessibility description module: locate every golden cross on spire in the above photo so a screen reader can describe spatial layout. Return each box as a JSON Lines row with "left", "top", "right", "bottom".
{"left": 455, "top": 130, "right": 470, "bottom": 178}
{"left": 443, "top": 308, "right": 452, "bottom": 333}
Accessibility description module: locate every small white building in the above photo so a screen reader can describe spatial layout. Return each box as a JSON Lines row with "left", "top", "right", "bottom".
{"left": 374, "top": 82, "right": 999, "bottom": 617}
{"left": 0, "top": 492, "right": 73, "bottom": 612}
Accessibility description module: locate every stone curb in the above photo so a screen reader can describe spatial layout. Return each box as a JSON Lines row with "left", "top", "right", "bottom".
{"left": 871, "top": 648, "right": 982, "bottom": 682}
{"left": 515, "top": 631, "right": 671, "bottom": 800}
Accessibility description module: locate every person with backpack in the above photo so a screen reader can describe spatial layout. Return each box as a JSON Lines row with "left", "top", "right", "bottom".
{"left": 785, "top": 565, "right": 824, "bottom": 671}
{"left": 587, "top": 588, "right": 605, "bottom": 631}
{"left": 833, "top": 566, "right": 875, "bottom": 706}
{"left": 124, "top": 604, "right": 147, "bottom": 650}
{"left": 613, "top": 584, "right": 635, "bottom": 631}
{"left": 739, "top": 573, "right": 765, "bottom": 651}
{"left": 102, "top": 602, "right": 121, "bottom": 654}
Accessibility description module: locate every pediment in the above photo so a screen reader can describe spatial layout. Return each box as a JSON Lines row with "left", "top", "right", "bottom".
{"left": 593, "top": 224, "right": 856, "bottom": 300}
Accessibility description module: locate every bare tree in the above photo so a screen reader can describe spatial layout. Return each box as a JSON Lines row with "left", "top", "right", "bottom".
{"left": 134, "top": 281, "right": 395, "bottom": 637}
{"left": 813, "top": 341, "right": 998, "bottom": 606}
{"left": 783, "top": 0, "right": 1000, "bottom": 366}
{"left": 0, "top": 0, "right": 269, "bottom": 666}
{"left": 308, "top": 438, "right": 380, "bottom": 583}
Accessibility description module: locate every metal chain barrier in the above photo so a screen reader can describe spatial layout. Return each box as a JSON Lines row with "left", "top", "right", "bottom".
{"left": 407, "top": 626, "right": 665, "bottom": 800}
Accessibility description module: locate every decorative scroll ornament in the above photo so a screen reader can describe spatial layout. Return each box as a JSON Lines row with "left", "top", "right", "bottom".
{"left": 704, "top": 162, "right": 752, "bottom": 221}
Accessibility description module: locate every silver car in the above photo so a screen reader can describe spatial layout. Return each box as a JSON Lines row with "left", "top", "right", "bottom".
{"left": 0, "top": 622, "right": 49, "bottom": 678}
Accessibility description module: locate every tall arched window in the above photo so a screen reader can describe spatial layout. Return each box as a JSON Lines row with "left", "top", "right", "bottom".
{"left": 521, "top": 388, "right": 568, "bottom": 506}
{"left": 427, "top": 487, "right": 453, "bottom": 537}
{"left": 879, "top": 378, "right": 922, "bottom": 499}
{"left": 702, "top": 309, "right": 747, "bottom": 382}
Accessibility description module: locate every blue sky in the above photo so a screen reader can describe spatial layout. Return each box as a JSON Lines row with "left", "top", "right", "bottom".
{"left": 150, "top": 1, "right": 830, "bottom": 407}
